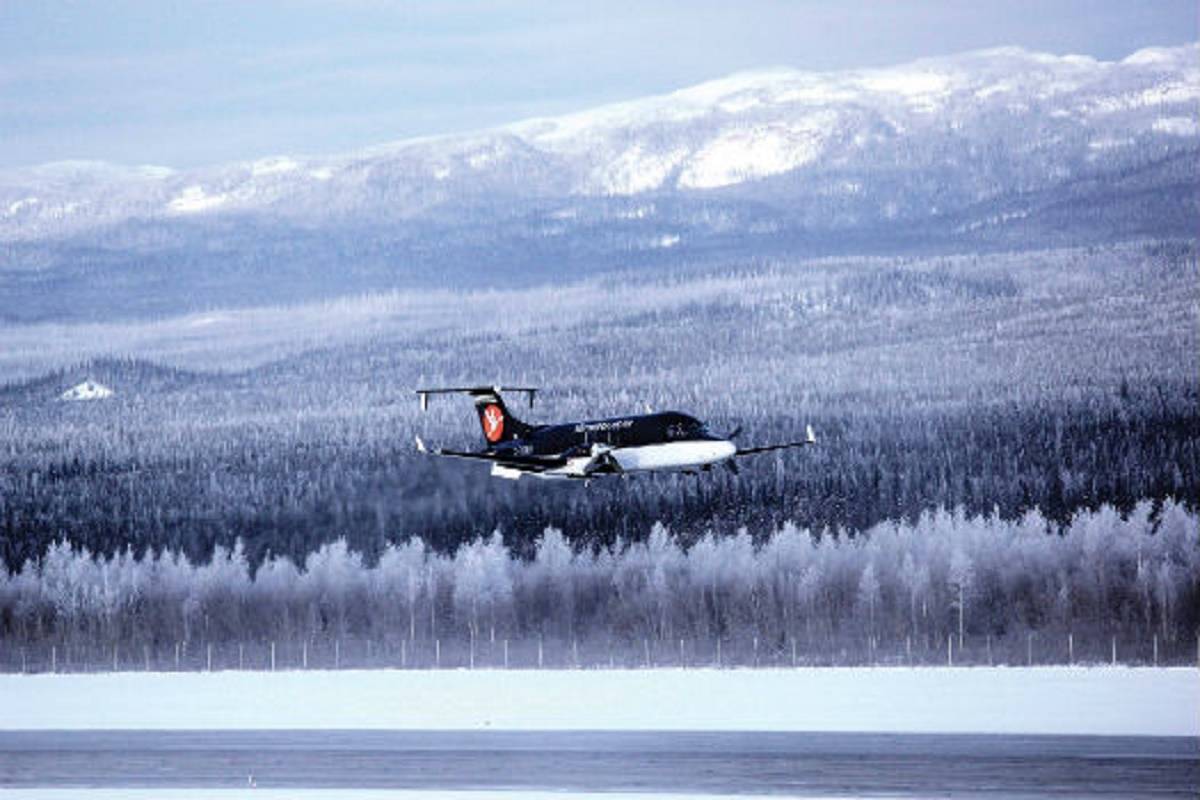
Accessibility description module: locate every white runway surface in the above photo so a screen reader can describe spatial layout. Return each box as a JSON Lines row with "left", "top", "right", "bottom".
{"left": 0, "top": 792, "right": 793, "bottom": 800}
{"left": 2, "top": 666, "right": 1195, "bottom": 736}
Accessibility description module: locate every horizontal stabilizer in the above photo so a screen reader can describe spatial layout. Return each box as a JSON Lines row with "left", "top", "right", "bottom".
{"left": 416, "top": 386, "right": 538, "bottom": 410}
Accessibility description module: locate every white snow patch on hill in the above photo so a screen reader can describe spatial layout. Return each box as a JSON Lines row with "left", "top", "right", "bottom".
{"left": 679, "top": 117, "right": 831, "bottom": 189}
{"left": 2, "top": 667, "right": 1194, "bottom": 736}
{"left": 1124, "top": 45, "right": 1196, "bottom": 67}
{"left": 250, "top": 157, "right": 300, "bottom": 177}
{"left": 5, "top": 197, "right": 39, "bottom": 216}
{"left": 593, "top": 144, "right": 688, "bottom": 195}
{"left": 60, "top": 380, "right": 113, "bottom": 401}
{"left": 856, "top": 68, "right": 954, "bottom": 105}
{"left": 168, "top": 185, "right": 227, "bottom": 214}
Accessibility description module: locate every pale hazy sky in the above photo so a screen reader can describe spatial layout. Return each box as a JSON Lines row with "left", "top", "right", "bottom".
{"left": 2, "top": 1, "right": 1196, "bottom": 169}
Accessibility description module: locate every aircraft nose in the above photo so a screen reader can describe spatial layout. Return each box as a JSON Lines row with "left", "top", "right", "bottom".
{"left": 714, "top": 440, "right": 737, "bottom": 460}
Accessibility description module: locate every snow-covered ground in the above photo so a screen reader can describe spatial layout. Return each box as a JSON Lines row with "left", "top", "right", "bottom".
{"left": 2, "top": 793, "right": 794, "bottom": 800}
{"left": 2, "top": 667, "right": 1194, "bottom": 736}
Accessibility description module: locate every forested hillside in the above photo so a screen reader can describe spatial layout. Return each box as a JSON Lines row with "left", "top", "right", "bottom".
{"left": 0, "top": 242, "right": 1195, "bottom": 573}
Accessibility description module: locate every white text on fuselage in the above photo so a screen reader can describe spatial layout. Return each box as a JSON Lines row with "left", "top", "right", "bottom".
{"left": 574, "top": 419, "right": 634, "bottom": 434}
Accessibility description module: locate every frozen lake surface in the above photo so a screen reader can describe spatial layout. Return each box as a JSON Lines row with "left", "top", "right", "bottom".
{"left": 0, "top": 730, "right": 1195, "bottom": 798}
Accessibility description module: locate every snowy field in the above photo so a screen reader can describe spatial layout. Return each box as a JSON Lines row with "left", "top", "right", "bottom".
{"left": 1, "top": 792, "right": 833, "bottom": 800}
{"left": 2, "top": 666, "right": 1195, "bottom": 737}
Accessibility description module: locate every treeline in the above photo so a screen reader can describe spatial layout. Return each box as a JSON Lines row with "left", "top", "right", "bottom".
{"left": 2, "top": 501, "right": 1196, "bottom": 668}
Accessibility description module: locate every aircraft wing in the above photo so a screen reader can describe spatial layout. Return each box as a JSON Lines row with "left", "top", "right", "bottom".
{"left": 735, "top": 425, "right": 817, "bottom": 457}
{"left": 415, "top": 437, "right": 566, "bottom": 473}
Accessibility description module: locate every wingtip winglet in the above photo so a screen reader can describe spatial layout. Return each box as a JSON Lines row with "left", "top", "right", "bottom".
{"left": 806, "top": 424, "right": 816, "bottom": 444}
{"left": 415, "top": 435, "right": 427, "bottom": 454}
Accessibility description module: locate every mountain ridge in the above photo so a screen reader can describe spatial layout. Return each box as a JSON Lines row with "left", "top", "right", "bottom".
{"left": 0, "top": 43, "right": 1196, "bottom": 322}
{"left": 3, "top": 42, "right": 1196, "bottom": 236}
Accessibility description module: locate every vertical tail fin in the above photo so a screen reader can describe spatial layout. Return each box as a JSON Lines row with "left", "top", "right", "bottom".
{"left": 471, "top": 389, "right": 534, "bottom": 446}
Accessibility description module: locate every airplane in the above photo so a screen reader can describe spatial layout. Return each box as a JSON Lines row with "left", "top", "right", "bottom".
{"left": 413, "top": 385, "right": 816, "bottom": 480}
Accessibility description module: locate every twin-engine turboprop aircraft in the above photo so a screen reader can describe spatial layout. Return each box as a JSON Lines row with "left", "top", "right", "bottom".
{"left": 414, "top": 386, "right": 815, "bottom": 481}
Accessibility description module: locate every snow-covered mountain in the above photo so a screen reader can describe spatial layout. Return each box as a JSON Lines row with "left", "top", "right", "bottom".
{"left": 1, "top": 44, "right": 1196, "bottom": 321}
{"left": 3, "top": 43, "right": 1196, "bottom": 236}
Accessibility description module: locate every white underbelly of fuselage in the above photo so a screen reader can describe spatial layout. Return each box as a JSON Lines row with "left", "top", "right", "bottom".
{"left": 613, "top": 440, "right": 736, "bottom": 472}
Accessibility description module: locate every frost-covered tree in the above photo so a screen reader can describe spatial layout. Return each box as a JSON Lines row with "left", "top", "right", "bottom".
{"left": 947, "top": 548, "right": 974, "bottom": 648}
{"left": 301, "top": 539, "right": 362, "bottom": 637}
{"left": 529, "top": 527, "right": 575, "bottom": 638}
{"left": 856, "top": 562, "right": 881, "bottom": 640}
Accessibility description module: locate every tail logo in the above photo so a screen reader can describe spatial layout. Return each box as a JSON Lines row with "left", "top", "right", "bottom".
{"left": 482, "top": 404, "right": 505, "bottom": 442}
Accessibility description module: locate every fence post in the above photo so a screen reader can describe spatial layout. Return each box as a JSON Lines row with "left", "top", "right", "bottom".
{"left": 503, "top": 639, "right": 508, "bottom": 669}
{"left": 113, "top": 644, "right": 118, "bottom": 673}
{"left": 791, "top": 637, "right": 797, "bottom": 667}
{"left": 145, "top": 644, "right": 151, "bottom": 672}
{"left": 469, "top": 630, "right": 475, "bottom": 670}
{"left": 643, "top": 638, "right": 650, "bottom": 668}
{"left": 1027, "top": 633, "right": 1032, "bottom": 666}
{"left": 947, "top": 636, "right": 953, "bottom": 667}
{"left": 21, "top": 649, "right": 26, "bottom": 674}
{"left": 401, "top": 639, "right": 407, "bottom": 669}
{"left": 1112, "top": 636, "right": 1117, "bottom": 666}
{"left": 174, "top": 642, "right": 180, "bottom": 671}
{"left": 435, "top": 638, "right": 441, "bottom": 668}
{"left": 680, "top": 638, "right": 685, "bottom": 668}
{"left": 238, "top": 644, "right": 244, "bottom": 671}
{"left": 753, "top": 636, "right": 759, "bottom": 668}
{"left": 573, "top": 638, "right": 579, "bottom": 669}
{"left": 1068, "top": 633, "right": 1073, "bottom": 665}
{"left": 270, "top": 641, "right": 276, "bottom": 672}
{"left": 539, "top": 636, "right": 544, "bottom": 669}
{"left": 335, "top": 640, "right": 341, "bottom": 670}
{"left": 1153, "top": 634, "right": 1158, "bottom": 666}
{"left": 906, "top": 635, "right": 912, "bottom": 665}
{"left": 986, "top": 635, "right": 992, "bottom": 666}
{"left": 716, "top": 638, "right": 721, "bottom": 667}
{"left": 206, "top": 643, "right": 212, "bottom": 672}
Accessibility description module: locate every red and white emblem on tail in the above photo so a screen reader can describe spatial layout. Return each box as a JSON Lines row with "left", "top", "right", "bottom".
{"left": 482, "top": 404, "right": 505, "bottom": 442}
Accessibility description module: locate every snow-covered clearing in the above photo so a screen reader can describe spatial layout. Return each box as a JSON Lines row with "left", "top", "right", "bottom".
{"left": 2, "top": 667, "right": 1194, "bottom": 737}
